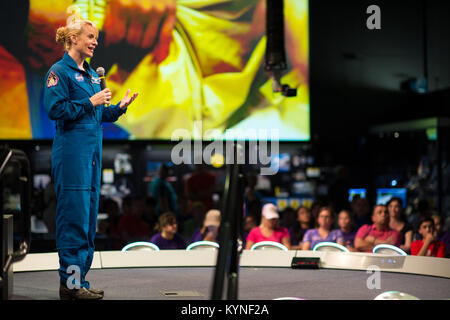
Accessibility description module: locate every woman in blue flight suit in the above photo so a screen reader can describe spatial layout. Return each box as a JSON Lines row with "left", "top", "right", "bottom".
{"left": 43, "top": 17, "right": 137, "bottom": 300}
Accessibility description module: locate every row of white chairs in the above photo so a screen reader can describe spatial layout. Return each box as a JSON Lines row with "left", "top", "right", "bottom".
{"left": 121, "top": 241, "right": 408, "bottom": 256}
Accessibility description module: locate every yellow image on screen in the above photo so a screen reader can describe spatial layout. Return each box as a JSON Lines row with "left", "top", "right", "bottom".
{"left": 0, "top": 0, "right": 309, "bottom": 141}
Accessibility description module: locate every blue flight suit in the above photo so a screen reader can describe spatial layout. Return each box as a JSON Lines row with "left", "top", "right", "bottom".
{"left": 44, "top": 52, "right": 126, "bottom": 289}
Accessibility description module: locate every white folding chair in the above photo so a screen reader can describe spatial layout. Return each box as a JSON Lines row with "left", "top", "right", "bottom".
{"left": 186, "top": 241, "right": 220, "bottom": 251}
{"left": 250, "top": 241, "right": 288, "bottom": 251}
{"left": 372, "top": 244, "right": 407, "bottom": 256}
{"left": 313, "top": 242, "right": 349, "bottom": 253}
{"left": 121, "top": 241, "right": 160, "bottom": 252}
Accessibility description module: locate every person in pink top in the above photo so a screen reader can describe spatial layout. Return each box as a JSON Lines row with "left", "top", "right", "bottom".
{"left": 245, "top": 203, "right": 291, "bottom": 250}
{"left": 354, "top": 204, "right": 402, "bottom": 253}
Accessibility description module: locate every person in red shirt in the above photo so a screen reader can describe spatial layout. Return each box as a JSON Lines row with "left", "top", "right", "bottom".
{"left": 117, "top": 196, "right": 151, "bottom": 247}
{"left": 411, "top": 218, "right": 446, "bottom": 258}
{"left": 354, "top": 204, "right": 401, "bottom": 252}
{"left": 185, "top": 164, "right": 217, "bottom": 211}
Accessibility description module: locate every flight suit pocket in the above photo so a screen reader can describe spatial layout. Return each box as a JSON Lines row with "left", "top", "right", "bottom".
{"left": 62, "top": 128, "right": 97, "bottom": 189}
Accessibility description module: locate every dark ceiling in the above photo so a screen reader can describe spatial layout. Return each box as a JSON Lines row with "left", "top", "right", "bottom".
{"left": 309, "top": 0, "right": 450, "bottom": 138}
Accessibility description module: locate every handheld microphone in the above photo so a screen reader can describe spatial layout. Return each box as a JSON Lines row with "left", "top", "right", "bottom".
{"left": 96, "top": 67, "right": 110, "bottom": 105}
{"left": 96, "top": 67, "right": 106, "bottom": 90}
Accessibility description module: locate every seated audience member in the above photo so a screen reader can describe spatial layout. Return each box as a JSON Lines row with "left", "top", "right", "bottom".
{"left": 289, "top": 206, "right": 314, "bottom": 250}
{"left": 411, "top": 217, "right": 446, "bottom": 257}
{"left": 190, "top": 209, "right": 221, "bottom": 244}
{"left": 117, "top": 196, "right": 151, "bottom": 247}
{"left": 354, "top": 204, "right": 401, "bottom": 252}
{"left": 351, "top": 196, "right": 371, "bottom": 229}
{"left": 245, "top": 204, "right": 291, "bottom": 250}
{"left": 338, "top": 209, "right": 357, "bottom": 251}
{"left": 432, "top": 214, "right": 450, "bottom": 257}
{"left": 387, "top": 197, "right": 413, "bottom": 253}
{"left": 150, "top": 212, "right": 186, "bottom": 250}
{"left": 301, "top": 206, "right": 344, "bottom": 250}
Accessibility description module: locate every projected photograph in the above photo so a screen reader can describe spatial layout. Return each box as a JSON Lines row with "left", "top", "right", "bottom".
{"left": 0, "top": 0, "right": 309, "bottom": 141}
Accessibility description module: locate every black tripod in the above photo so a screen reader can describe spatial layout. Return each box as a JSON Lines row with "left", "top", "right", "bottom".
{"left": 211, "top": 142, "right": 245, "bottom": 300}
{"left": 211, "top": 0, "right": 293, "bottom": 299}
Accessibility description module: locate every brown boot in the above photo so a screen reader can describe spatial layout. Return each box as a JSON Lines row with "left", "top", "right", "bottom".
{"left": 59, "top": 284, "right": 103, "bottom": 300}
{"left": 88, "top": 288, "right": 104, "bottom": 297}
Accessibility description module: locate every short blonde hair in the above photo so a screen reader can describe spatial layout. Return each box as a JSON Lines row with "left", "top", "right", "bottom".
{"left": 55, "top": 9, "right": 97, "bottom": 51}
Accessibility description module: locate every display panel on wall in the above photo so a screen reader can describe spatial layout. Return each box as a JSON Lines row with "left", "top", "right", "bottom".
{"left": 0, "top": 0, "right": 309, "bottom": 141}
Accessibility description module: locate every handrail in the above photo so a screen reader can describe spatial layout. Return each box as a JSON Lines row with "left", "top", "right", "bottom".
{"left": 0, "top": 149, "right": 12, "bottom": 177}
{"left": 0, "top": 147, "right": 32, "bottom": 263}
{"left": 11, "top": 149, "right": 32, "bottom": 262}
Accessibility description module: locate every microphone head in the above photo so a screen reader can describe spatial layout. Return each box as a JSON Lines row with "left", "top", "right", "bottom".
{"left": 96, "top": 67, "right": 105, "bottom": 77}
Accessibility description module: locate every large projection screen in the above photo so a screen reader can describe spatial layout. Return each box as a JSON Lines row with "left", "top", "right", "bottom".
{"left": 0, "top": 0, "right": 309, "bottom": 141}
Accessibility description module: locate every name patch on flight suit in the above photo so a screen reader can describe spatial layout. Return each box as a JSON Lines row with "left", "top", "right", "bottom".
{"left": 91, "top": 77, "right": 101, "bottom": 84}
{"left": 46, "top": 71, "right": 59, "bottom": 88}
{"left": 75, "top": 73, "right": 84, "bottom": 82}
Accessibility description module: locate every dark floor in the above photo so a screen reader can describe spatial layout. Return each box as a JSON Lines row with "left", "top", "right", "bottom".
{"left": 12, "top": 267, "right": 450, "bottom": 300}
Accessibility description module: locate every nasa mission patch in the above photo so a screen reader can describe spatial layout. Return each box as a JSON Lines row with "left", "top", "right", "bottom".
{"left": 75, "top": 72, "right": 84, "bottom": 82}
{"left": 46, "top": 71, "right": 59, "bottom": 88}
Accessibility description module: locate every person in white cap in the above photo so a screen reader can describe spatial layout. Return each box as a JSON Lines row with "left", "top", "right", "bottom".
{"left": 189, "top": 209, "right": 221, "bottom": 243}
{"left": 202, "top": 209, "right": 221, "bottom": 242}
{"left": 245, "top": 203, "right": 291, "bottom": 250}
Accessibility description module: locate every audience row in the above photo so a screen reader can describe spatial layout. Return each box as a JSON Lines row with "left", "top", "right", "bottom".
{"left": 98, "top": 194, "right": 450, "bottom": 258}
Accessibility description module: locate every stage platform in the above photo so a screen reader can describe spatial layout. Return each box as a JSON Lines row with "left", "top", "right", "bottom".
{"left": 11, "top": 250, "right": 450, "bottom": 300}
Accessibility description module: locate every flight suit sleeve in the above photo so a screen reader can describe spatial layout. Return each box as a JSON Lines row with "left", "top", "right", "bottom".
{"left": 101, "top": 103, "right": 127, "bottom": 123}
{"left": 43, "top": 67, "right": 94, "bottom": 121}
